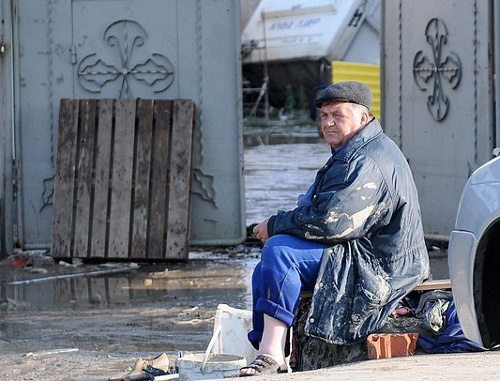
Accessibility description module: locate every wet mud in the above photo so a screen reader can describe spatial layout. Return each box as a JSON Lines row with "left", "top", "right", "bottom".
{"left": 0, "top": 249, "right": 260, "bottom": 380}
{"left": 0, "top": 251, "right": 259, "bottom": 352}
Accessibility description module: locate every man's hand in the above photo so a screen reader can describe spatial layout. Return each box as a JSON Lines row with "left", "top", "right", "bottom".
{"left": 253, "top": 218, "right": 269, "bottom": 242}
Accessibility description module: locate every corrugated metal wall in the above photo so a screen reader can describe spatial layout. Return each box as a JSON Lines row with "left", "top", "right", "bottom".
{"left": 331, "top": 60, "right": 381, "bottom": 119}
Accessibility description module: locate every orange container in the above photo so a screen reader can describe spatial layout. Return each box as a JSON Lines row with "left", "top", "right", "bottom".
{"left": 366, "top": 333, "right": 419, "bottom": 359}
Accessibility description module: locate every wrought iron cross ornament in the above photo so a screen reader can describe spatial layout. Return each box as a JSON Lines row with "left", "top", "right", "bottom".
{"left": 77, "top": 20, "right": 175, "bottom": 98}
{"left": 413, "top": 18, "right": 462, "bottom": 121}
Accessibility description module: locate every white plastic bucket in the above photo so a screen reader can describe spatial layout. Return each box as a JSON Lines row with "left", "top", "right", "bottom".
{"left": 209, "top": 304, "right": 257, "bottom": 364}
{"left": 177, "top": 353, "right": 246, "bottom": 380}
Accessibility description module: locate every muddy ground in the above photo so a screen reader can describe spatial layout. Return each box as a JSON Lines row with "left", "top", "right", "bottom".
{"left": 0, "top": 142, "right": 450, "bottom": 380}
{"left": 0, "top": 246, "right": 449, "bottom": 381}
{"left": 0, "top": 245, "right": 266, "bottom": 379}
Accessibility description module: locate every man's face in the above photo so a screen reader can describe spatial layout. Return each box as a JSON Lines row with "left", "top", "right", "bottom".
{"left": 320, "top": 102, "right": 366, "bottom": 148}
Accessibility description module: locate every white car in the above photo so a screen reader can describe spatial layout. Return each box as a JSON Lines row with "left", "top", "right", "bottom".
{"left": 448, "top": 155, "right": 500, "bottom": 349}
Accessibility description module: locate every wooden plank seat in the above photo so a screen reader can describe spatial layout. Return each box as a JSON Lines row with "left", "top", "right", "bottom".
{"left": 51, "top": 99, "right": 196, "bottom": 260}
{"left": 413, "top": 278, "right": 451, "bottom": 291}
{"left": 300, "top": 279, "right": 451, "bottom": 300}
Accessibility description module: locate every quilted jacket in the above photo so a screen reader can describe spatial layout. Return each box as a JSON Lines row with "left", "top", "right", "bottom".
{"left": 267, "top": 118, "right": 430, "bottom": 344}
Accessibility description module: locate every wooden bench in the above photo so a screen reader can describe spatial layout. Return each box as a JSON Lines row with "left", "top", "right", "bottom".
{"left": 300, "top": 279, "right": 451, "bottom": 300}
{"left": 413, "top": 278, "right": 451, "bottom": 291}
{"left": 51, "top": 99, "right": 196, "bottom": 260}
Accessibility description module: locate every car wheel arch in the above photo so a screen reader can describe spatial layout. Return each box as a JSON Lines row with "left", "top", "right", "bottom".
{"left": 473, "top": 218, "right": 500, "bottom": 348}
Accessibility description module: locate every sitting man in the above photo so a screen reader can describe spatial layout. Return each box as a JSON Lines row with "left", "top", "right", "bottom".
{"left": 240, "top": 81, "right": 430, "bottom": 376}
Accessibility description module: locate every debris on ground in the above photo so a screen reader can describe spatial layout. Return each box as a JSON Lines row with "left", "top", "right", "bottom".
{"left": 109, "top": 352, "right": 174, "bottom": 381}
{"left": 24, "top": 348, "right": 79, "bottom": 358}
{"left": 148, "top": 268, "right": 170, "bottom": 279}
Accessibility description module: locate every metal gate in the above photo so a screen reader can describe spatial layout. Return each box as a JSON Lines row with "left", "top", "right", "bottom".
{"left": 1, "top": 0, "right": 245, "bottom": 254}
{"left": 382, "top": 0, "right": 494, "bottom": 240}
{"left": 0, "top": 0, "right": 15, "bottom": 256}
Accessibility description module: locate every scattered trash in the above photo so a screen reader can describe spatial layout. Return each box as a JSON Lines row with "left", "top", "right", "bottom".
{"left": 148, "top": 268, "right": 169, "bottom": 279}
{"left": 100, "top": 262, "right": 130, "bottom": 269}
{"left": 8, "top": 266, "right": 137, "bottom": 286}
{"left": 9, "top": 250, "right": 54, "bottom": 268}
{"left": 179, "top": 307, "right": 200, "bottom": 318}
{"left": 390, "top": 303, "right": 412, "bottom": 318}
{"left": 24, "top": 348, "right": 79, "bottom": 358}
{"left": 3, "top": 297, "right": 31, "bottom": 310}
{"left": 36, "top": 250, "right": 53, "bottom": 258}
{"left": 30, "top": 267, "right": 48, "bottom": 274}
{"left": 10, "top": 255, "right": 33, "bottom": 269}
{"left": 110, "top": 353, "right": 171, "bottom": 381}
{"left": 72, "top": 258, "right": 83, "bottom": 266}
{"left": 154, "top": 375, "right": 179, "bottom": 380}
{"left": 176, "top": 318, "right": 214, "bottom": 326}
{"left": 89, "top": 294, "right": 103, "bottom": 304}
{"left": 58, "top": 260, "right": 78, "bottom": 268}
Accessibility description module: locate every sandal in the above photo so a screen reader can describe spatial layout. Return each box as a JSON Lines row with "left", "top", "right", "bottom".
{"left": 239, "top": 355, "right": 288, "bottom": 377}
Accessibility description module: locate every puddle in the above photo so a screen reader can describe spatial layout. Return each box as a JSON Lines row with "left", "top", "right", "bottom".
{"left": 0, "top": 253, "right": 259, "bottom": 312}
{"left": 0, "top": 248, "right": 261, "bottom": 355}
{"left": 244, "top": 143, "right": 331, "bottom": 226}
